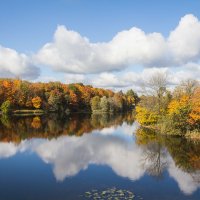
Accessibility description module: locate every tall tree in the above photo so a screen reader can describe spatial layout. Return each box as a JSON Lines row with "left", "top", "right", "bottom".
{"left": 100, "top": 96, "right": 109, "bottom": 112}
{"left": 90, "top": 96, "right": 100, "bottom": 111}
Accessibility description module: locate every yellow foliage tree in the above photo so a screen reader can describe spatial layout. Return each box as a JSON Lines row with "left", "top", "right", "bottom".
{"left": 167, "top": 95, "right": 192, "bottom": 131}
{"left": 135, "top": 106, "right": 159, "bottom": 125}
{"left": 32, "top": 96, "right": 42, "bottom": 109}
{"left": 168, "top": 95, "right": 190, "bottom": 116}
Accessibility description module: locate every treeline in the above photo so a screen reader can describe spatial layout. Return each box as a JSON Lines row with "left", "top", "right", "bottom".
{"left": 90, "top": 89, "right": 139, "bottom": 113}
{"left": 135, "top": 75, "right": 200, "bottom": 138}
{"left": 0, "top": 79, "right": 138, "bottom": 114}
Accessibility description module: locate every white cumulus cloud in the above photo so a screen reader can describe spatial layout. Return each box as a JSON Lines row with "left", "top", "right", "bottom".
{"left": 91, "top": 65, "right": 200, "bottom": 91}
{"left": 168, "top": 14, "right": 200, "bottom": 64}
{"left": 0, "top": 45, "right": 39, "bottom": 79}
{"left": 36, "top": 14, "right": 200, "bottom": 74}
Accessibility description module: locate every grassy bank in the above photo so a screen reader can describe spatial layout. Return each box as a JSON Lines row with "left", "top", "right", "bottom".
{"left": 139, "top": 124, "right": 200, "bottom": 141}
{"left": 12, "top": 109, "right": 45, "bottom": 116}
{"left": 185, "top": 130, "right": 200, "bottom": 140}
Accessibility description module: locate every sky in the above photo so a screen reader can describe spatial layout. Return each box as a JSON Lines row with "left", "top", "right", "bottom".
{"left": 0, "top": 0, "right": 200, "bottom": 92}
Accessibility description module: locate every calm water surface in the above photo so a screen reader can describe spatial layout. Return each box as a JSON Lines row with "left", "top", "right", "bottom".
{"left": 0, "top": 113, "right": 200, "bottom": 200}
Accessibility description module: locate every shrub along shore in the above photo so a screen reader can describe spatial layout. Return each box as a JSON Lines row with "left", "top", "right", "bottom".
{"left": 135, "top": 74, "right": 200, "bottom": 139}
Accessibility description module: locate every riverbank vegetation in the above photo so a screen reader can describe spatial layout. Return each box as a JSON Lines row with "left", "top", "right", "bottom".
{"left": 135, "top": 73, "right": 200, "bottom": 138}
{"left": 0, "top": 79, "right": 138, "bottom": 115}
{"left": 1, "top": 76, "right": 199, "bottom": 139}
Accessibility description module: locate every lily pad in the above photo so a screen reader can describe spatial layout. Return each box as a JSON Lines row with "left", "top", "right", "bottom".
{"left": 83, "top": 188, "right": 137, "bottom": 200}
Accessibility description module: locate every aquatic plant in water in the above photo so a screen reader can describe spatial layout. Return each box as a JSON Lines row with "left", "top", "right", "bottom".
{"left": 83, "top": 188, "right": 138, "bottom": 199}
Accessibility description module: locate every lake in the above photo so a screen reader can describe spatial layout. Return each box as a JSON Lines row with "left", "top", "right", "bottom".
{"left": 0, "top": 113, "right": 199, "bottom": 200}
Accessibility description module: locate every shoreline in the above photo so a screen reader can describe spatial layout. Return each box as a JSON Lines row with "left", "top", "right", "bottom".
{"left": 139, "top": 124, "right": 200, "bottom": 140}
{"left": 0, "top": 109, "right": 133, "bottom": 117}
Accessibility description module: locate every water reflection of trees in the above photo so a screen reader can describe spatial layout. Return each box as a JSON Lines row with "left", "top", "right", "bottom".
{"left": 0, "top": 112, "right": 135, "bottom": 142}
{"left": 142, "top": 142, "right": 167, "bottom": 178}
{"left": 1, "top": 112, "right": 200, "bottom": 184}
{"left": 136, "top": 128, "right": 167, "bottom": 178}
{"left": 164, "top": 137, "right": 200, "bottom": 172}
{"left": 135, "top": 127, "right": 200, "bottom": 177}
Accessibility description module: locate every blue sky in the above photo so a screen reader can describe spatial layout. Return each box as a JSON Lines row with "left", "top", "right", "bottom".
{"left": 0, "top": 0, "right": 200, "bottom": 91}
{"left": 1, "top": 0, "right": 200, "bottom": 51}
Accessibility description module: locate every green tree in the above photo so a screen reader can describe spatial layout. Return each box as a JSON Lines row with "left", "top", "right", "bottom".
{"left": 1, "top": 100, "right": 11, "bottom": 114}
{"left": 48, "top": 90, "right": 61, "bottom": 111}
{"left": 126, "top": 89, "right": 139, "bottom": 105}
{"left": 100, "top": 96, "right": 109, "bottom": 112}
{"left": 90, "top": 96, "right": 100, "bottom": 111}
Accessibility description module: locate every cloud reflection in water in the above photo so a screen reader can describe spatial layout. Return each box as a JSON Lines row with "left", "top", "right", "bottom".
{"left": 0, "top": 122, "right": 199, "bottom": 195}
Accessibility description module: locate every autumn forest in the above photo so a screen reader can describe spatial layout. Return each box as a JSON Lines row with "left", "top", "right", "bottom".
{"left": 0, "top": 76, "right": 200, "bottom": 139}
{"left": 0, "top": 78, "right": 138, "bottom": 114}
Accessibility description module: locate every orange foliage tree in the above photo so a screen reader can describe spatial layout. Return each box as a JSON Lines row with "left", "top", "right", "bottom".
{"left": 189, "top": 87, "right": 200, "bottom": 126}
{"left": 0, "top": 78, "right": 137, "bottom": 113}
{"left": 32, "top": 96, "right": 42, "bottom": 109}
